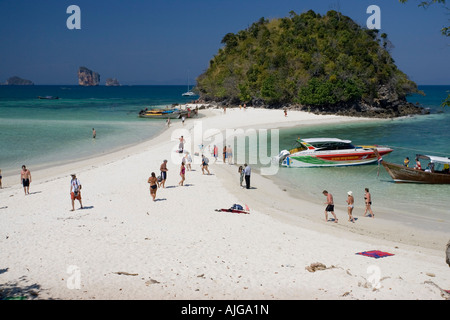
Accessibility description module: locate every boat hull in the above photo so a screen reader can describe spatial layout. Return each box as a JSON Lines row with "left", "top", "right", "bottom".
{"left": 138, "top": 109, "right": 188, "bottom": 119}
{"left": 281, "top": 148, "right": 392, "bottom": 168}
{"left": 381, "top": 161, "right": 450, "bottom": 184}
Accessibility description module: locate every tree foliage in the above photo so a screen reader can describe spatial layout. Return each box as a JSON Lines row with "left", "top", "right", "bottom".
{"left": 196, "top": 10, "right": 419, "bottom": 107}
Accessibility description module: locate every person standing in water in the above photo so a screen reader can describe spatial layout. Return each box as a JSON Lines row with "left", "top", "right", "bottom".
{"left": 92, "top": 128, "right": 96, "bottom": 139}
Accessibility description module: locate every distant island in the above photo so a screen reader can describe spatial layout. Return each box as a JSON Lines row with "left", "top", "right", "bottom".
{"left": 106, "top": 78, "right": 121, "bottom": 86}
{"left": 196, "top": 10, "right": 425, "bottom": 117}
{"left": 78, "top": 66, "right": 100, "bottom": 86}
{"left": 4, "top": 76, "right": 34, "bottom": 85}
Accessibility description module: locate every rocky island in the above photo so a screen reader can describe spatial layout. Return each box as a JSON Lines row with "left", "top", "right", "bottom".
{"left": 78, "top": 66, "right": 100, "bottom": 86}
{"left": 5, "top": 76, "right": 34, "bottom": 85}
{"left": 106, "top": 78, "right": 121, "bottom": 86}
{"left": 196, "top": 10, "right": 425, "bottom": 118}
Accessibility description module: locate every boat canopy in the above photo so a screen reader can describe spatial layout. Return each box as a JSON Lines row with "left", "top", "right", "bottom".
{"left": 417, "top": 154, "right": 450, "bottom": 165}
{"left": 301, "top": 138, "right": 352, "bottom": 144}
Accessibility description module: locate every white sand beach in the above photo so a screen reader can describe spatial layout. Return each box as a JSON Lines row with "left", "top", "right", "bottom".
{"left": 0, "top": 106, "right": 449, "bottom": 300}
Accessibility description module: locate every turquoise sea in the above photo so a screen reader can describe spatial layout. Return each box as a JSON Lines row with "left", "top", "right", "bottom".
{"left": 0, "top": 85, "right": 197, "bottom": 176}
{"left": 1, "top": 85, "right": 449, "bottom": 225}
{"left": 270, "top": 85, "right": 450, "bottom": 225}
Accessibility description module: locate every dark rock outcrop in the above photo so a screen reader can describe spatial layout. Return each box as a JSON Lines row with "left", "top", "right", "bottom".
{"left": 78, "top": 67, "right": 100, "bottom": 86}
{"left": 105, "top": 78, "right": 120, "bottom": 86}
{"left": 5, "top": 76, "right": 34, "bottom": 85}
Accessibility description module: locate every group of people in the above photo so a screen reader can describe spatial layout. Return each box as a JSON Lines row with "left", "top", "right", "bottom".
{"left": 146, "top": 153, "right": 212, "bottom": 202}
{"left": 210, "top": 145, "right": 233, "bottom": 164}
{"left": 322, "top": 188, "right": 374, "bottom": 223}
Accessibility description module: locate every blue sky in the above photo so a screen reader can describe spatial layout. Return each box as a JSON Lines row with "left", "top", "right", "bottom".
{"left": 0, "top": 0, "right": 448, "bottom": 85}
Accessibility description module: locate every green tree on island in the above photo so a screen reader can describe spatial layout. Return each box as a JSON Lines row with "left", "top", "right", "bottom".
{"left": 196, "top": 10, "right": 422, "bottom": 116}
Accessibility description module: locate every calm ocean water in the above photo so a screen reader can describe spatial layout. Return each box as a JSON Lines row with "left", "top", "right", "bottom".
{"left": 1, "top": 85, "right": 449, "bottom": 223}
{"left": 268, "top": 85, "right": 450, "bottom": 223}
{"left": 0, "top": 85, "right": 198, "bottom": 176}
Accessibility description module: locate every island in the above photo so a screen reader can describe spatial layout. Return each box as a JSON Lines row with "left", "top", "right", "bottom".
{"left": 196, "top": 10, "right": 425, "bottom": 118}
{"left": 105, "top": 78, "right": 121, "bottom": 86}
{"left": 5, "top": 76, "right": 34, "bottom": 85}
{"left": 78, "top": 66, "right": 100, "bottom": 86}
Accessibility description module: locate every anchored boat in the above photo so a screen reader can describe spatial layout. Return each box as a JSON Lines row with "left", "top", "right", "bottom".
{"left": 374, "top": 150, "right": 450, "bottom": 184}
{"left": 274, "top": 138, "right": 393, "bottom": 168}
{"left": 138, "top": 108, "right": 188, "bottom": 119}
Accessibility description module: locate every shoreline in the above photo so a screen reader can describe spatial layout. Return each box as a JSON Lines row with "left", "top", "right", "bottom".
{"left": 1, "top": 105, "right": 449, "bottom": 300}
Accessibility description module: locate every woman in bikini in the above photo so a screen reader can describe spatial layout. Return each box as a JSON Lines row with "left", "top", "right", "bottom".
{"left": 363, "top": 187, "right": 374, "bottom": 218}
{"left": 346, "top": 191, "right": 355, "bottom": 222}
{"left": 179, "top": 162, "right": 186, "bottom": 186}
{"left": 147, "top": 172, "right": 158, "bottom": 201}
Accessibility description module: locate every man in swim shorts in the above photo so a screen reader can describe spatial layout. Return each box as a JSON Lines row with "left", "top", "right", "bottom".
{"left": 159, "top": 160, "right": 168, "bottom": 188}
{"left": 21, "top": 165, "right": 32, "bottom": 195}
{"left": 323, "top": 190, "right": 338, "bottom": 223}
{"left": 70, "top": 174, "right": 83, "bottom": 211}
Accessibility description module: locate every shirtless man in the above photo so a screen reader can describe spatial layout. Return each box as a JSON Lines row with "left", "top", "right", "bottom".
{"left": 322, "top": 190, "right": 338, "bottom": 223}
{"left": 21, "top": 165, "right": 32, "bottom": 195}
{"left": 159, "top": 160, "right": 168, "bottom": 188}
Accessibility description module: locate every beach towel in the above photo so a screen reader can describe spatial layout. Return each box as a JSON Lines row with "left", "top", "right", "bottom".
{"left": 356, "top": 250, "right": 394, "bottom": 259}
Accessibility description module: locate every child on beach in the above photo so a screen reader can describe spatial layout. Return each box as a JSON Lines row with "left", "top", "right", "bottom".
{"left": 148, "top": 172, "right": 158, "bottom": 201}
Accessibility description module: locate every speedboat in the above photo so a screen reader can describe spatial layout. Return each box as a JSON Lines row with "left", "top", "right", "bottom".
{"left": 273, "top": 138, "right": 393, "bottom": 167}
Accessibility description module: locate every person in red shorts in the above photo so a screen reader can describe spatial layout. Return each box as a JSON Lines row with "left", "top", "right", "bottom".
{"left": 70, "top": 174, "right": 83, "bottom": 211}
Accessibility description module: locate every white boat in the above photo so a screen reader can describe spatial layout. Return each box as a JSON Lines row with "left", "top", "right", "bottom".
{"left": 273, "top": 138, "right": 393, "bottom": 168}
{"left": 182, "top": 91, "right": 195, "bottom": 96}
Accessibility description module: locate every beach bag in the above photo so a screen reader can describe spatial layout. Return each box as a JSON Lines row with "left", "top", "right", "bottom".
{"left": 231, "top": 204, "right": 243, "bottom": 211}
{"left": 157, "top": 175, "right": 162, "bottom": 182}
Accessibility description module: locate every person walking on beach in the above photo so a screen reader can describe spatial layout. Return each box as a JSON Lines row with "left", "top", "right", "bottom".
{"left": 201, "top": 154, "right": 210, "bottom": 175}
{"left": 179, "top": 136, "right": 185, "bottom": 153}
{"left": 148, "top": 172, "right": 158, "bottom": 201}
{"left": 20, "top": 165, "right": 32, "bottom": 195}
{"left": 92, "top": 128, "right": 96, "bottom": 139}
{"left": 179, "top": 162, "right": 186, "bottom": 186}
{"left": 346, "top": 191, "right": 355, "bottom": 222}
{"left": 213, "top": 145, "right": 218, "bottom": 162}
{"left": 70, "top": 174, "right": 83, "bottom": 211}
{"left": 223, "top": 146, "right": 227, "bottom": 163}
{"left": 166, "top": 117, "right": 171, "bottom": 128}
{"left": 363, "top": 188, "right": 374, "bottom": 218}
{"left": 0, "top": 169, "right": 2, "bottom": 189}
{"left": 322, "top": 190, "right": 338, "bottom": 223}
{"left": 227, "top": 145, "right": 233, "bottom": 164}
{"left": 185, "top": 152, "right": 192, "bottom": 171}
{"left": 244, "top": 163, "right": 251, "bottom": 189}
{"left": 238, "top": 166, "right": 244, "bottom": 187}
{"left": 181, "top": 116, "right": 185, "bottom": 126}
{"left": 159, "top": 160, "right": 168, "bottom": 188}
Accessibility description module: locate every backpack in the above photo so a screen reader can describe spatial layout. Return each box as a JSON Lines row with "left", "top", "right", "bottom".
{"left": 231, "top": 204, "right": 243, "bottom": 211}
